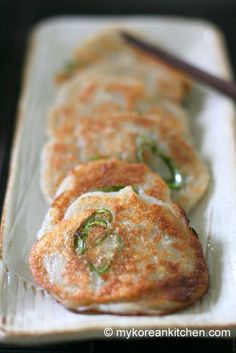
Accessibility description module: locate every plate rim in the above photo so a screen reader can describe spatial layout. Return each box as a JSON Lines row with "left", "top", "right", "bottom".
{"left": 0, "top": 15, "right": 235, "bottom": 343}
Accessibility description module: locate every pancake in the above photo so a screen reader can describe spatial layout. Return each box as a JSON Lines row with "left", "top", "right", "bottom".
{"left": 38, "top": 159, "right": 170, "bottom": 238}
{"left": 41, "top": 111, "right": 209, "bottom": 211}
{"left": 55, "top": 29, "right": 191, "bottom": 103}
{"left": 30, "top": 187, "right": 209, "bottom": 315}
{"left": 48, "top": 70, "right": 189, "bottom": 141}
{"left": 40, "top": 139, "right": 81, "bottom": 203}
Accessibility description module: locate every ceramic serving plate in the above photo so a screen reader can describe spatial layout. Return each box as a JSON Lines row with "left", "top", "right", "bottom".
{"left": 1, "top": 16, "right": 236, "bottom": 344}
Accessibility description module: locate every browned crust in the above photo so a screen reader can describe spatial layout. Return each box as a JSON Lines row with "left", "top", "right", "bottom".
{"left": 48, "top": 75, "right": 190, "bottom": 153}
{"left": 48, "top": 76, "right": 189, "bottom": 143}
{"left": 49, "top": 158, "right": 170, "bottom": 227}
{"left": 29, "top": 191, "right": 209, "bottom": 313}
{"left": 2, "top": 19, "right": 236, "bottom": 339}
{"left": 40, "top": 139, "right": 81, "bottom": 202}
{"left": 41, "top": 110, "right": 209, "bottom": 210}
{"left": 132, "top": 48, "right": 192, "bottom": 102}
{"left": 55, "top": 29, "right": 192, "bottom": 103}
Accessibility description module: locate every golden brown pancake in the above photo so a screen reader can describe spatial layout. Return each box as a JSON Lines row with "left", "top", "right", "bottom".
{"left": 30, "top": 187, "right": 209, "bottom": 315}
{"left": 55, "top": 29, "right": 191, "bottom": 103}
{"left": 41, "top": 111, "right": 209, "bottom": 211}
{"left": 38, "top": 159, "right": 170, "bottom": 238}
{"left": 48, "top": 70, "right": 189, "bottom": 141}
{"left": 40, "top": 139, "right": 80, "bottom": 203}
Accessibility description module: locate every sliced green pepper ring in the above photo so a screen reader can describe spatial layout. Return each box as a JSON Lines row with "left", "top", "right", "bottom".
{"left": 62, "top": 60, "right": 84, "bottom": 77}
{"left": 135, "top": 135, "right": 183, "bottom": 190}
{"left": 87, "top": 261, "right": 110, "bottom": 275}
{"left": 94, "top": 185, "right": 139, "bottom": 194}
{"left": 88, "top": 155, "right": 102, "bottom": 161}
{"left": 158, "top": 154, "right": 183, "bottom": 190}
{"left": 74, "top": 210, "right": 122, "bottom": 276}
{"left": 86, "top": 233, "right": 122, "bottom": 276}
{"left": 95, "top": 209, "right": 113, "bottom": 222}
{"left": 74, "top": 209, "right": 112, "bottom": 255}
{"left": 94, "top": 185, "right": 126, "bottom": 192}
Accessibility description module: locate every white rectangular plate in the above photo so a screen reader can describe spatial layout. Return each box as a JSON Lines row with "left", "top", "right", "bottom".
{"left": 1, "top": 16, "right": 236, "bottom": 344}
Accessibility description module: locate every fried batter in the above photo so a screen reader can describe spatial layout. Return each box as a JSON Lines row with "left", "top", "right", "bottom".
{"left": 30, "top": 187, "right": 208, "bottom": 315}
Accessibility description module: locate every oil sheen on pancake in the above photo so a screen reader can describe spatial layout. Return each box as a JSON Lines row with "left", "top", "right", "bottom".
{"left": 30, "top": 187, "right": 209, "bottom": 315}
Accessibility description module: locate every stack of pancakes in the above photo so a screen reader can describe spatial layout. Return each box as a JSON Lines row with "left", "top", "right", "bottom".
{"left": 30, "top": 30, "right": 209, "bottom": 315}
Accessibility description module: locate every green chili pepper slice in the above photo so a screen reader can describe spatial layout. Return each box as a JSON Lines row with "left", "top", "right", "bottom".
{"left": 94, "top": 185, "right": 139, "bottom": 194}
{"left": 158, "top": 154, "right": 183, "bottom": 190}
{"left": 74, "top": 209, "right": 112, "bottom": 255}
{"left": 62, "top": 60, "right": 83, "bottom": 77}
{"left": 135, "top": 135, "right": 183, "bottom": 190}
{"left": 88, "top": 155, "right": 101, "bottom": 161}
{"left": 136, "top": 135, "right": 157, "bottom": 162}
{"left": 95, "top": 209, "right": 113, "bottom": 222}
{"left": 87, "top": 261, "right": 110, "bottom": 275}
{"left": 94, "top": 185, "right": 125, "bottom": 192}
{"left": 87, "top": 233, "right": 122, "bottom": 276}
{"left": 74, "top": 210, "right": 122, "bottom": 276}
{"left": 131, "top": 186, "right": 139, "bottom": 194}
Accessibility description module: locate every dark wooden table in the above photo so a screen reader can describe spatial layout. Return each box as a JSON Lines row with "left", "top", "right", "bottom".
{"left": 1, "top": 0, "right": 236, "bottom": 351}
